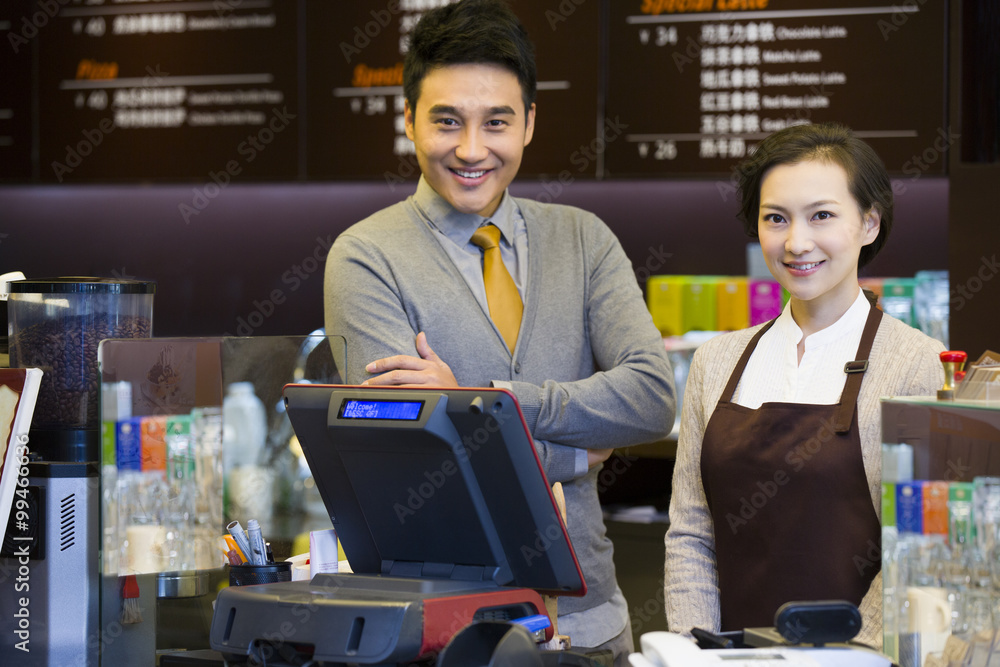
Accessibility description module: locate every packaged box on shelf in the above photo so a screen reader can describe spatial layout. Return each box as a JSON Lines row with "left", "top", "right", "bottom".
{"left": 749, "top": 279, "right": 783, "bottom": 326}
{"left": 646, "top": 275, "right": 685, "bottom": 337}
{"left": 716, "top": 276, "right": 749, "bottom": 331}
{"left": 681, "top": 276, "right": 718, "bottom": 333}
{"left": 882, "top": 278, "right": 916, "bottom": 326}
{"left": 858, "top": 276, "right": 884, "bottom": 302}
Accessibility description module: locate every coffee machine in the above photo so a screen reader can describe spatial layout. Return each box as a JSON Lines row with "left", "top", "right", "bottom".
{"left": 0, "top": 278, "right": 155, "bottom": 666}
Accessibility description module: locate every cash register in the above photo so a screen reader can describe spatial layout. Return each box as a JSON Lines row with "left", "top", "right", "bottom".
{"left": 209, "top": 385, "right": 587, "bottom": 665}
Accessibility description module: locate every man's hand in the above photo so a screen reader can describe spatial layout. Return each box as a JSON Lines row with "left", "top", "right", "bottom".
{"left": 362, "top": 332, "right": 459, "bottom": 387}
{"left": 587, "top": 447, "right": 614, "bottom": 468}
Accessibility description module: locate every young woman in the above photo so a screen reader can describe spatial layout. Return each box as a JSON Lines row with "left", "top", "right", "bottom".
{"left": 664, "top": 123, "right": 945, "bottom": 647}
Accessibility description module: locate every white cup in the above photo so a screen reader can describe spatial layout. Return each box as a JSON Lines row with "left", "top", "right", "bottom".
{"left": 906, "top": 586, "right": 951, "bottom": 665}
{"left": 125, "top": 524, "right": 167, "bottom": 574}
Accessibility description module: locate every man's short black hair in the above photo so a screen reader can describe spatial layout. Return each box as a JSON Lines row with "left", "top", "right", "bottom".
{"left": 403, "top": 0, "right": 537, "bottom": 114}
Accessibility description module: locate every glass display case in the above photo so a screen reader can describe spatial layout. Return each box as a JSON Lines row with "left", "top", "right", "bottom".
{"left": 882, "top": 396, "right": 1000, "bottom": 667}
{"left": 96, "top": 334, "right": 344, "bottom": 665}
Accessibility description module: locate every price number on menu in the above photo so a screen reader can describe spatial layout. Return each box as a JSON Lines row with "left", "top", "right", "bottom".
{"left": 349, "top": 96, "right": 389, "bottom": 116}
{"left": 638, "top": 140, "right": 677, "bottom": 160}
{"left": 74, "top": 90, "right": 109, "bottom": 111}
{"left": 638, "top": 26, "right": 678, "bottom": 46}
{"left": 365, "top": 96, "right": 387, "bottom": 116}
{"left": 73, "top": 17, "right": 107, "bottom": 37}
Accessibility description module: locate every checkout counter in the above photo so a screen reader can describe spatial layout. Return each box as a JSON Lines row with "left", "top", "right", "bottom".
{"left": 2, "top": 285, "right": 994, "bottom": 666}
{"left": 208, "top": 384, "right": 590, "bottom": 665}
{"left": 0, "top": 331, "right": 613, "bottom": 666}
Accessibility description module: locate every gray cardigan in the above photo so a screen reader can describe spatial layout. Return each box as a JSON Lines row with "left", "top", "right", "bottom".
{"left": 324, "top": 190, "right": 676, "bottom": 621}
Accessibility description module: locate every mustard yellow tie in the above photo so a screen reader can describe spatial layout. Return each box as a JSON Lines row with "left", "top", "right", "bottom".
{"left": 470, "top": 224, "right": 523, "bottom": 352}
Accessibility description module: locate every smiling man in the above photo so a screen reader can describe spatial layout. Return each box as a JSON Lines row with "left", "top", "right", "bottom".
{"left": 323, "top": 1, "right": 674, "bottom": 662}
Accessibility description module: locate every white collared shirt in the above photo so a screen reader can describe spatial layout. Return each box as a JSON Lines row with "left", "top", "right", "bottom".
{"left": 734, "top": 289, "right": 870, "bottom": 409}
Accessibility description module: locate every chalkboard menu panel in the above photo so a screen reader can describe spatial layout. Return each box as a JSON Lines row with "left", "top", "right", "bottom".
{"left": 36, "top": 0, "right": 300, "bottom": 182}
{"left": 605, "top": 0, "right": 947, "bottom": 177}
{"left": 1, "top": 0, "right": 35, "bottom": 181}
{"left": 2, "top": 0, "right": 948, "bottom": 183}
{"left": 304, "top": 0, "right": 600, "bottom": 181}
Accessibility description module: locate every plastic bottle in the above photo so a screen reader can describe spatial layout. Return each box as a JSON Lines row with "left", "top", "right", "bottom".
{"left": 222, "top": 382, "right": 271, "bottom": 525}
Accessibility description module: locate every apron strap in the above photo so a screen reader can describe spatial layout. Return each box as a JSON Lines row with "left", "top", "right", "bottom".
{"left": 720, "top": 318, "right": 778, "bottom": 402}
{"left": 833, "top": 303, "right": 884, "bottom": 433}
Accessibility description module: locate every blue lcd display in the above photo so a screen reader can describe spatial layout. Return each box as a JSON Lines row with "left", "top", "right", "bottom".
{"left": 339, "top": 399, "right": 424, "bottom": 421}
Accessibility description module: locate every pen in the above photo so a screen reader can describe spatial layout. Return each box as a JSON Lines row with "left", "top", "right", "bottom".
{"left": 223, "top": 534, "right": 246, "bottom": 563}
{"left": 227, "top": 520, "right": 254, "bottom": 565}
{"left": 247, "top": 519, "right": 267, "bottom": 566}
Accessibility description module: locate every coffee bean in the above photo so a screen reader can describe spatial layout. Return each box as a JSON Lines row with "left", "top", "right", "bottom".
{"left": 11, "top": 315, "right": 152, "bottom": 429}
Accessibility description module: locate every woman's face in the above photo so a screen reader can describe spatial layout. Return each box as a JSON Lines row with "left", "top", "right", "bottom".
{"left": 757, "top": 159, "right": 880, "bottom": 320}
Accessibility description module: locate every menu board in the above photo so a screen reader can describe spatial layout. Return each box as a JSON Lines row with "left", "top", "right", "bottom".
{"left": 605, "top": 0, "right": 948, "bottom": 176}
{"left": 35, "top": 0, "right": 300, "bottom": 182}
{"left": 0, "top": 0, "right": 35, "bottom": 181}
{"left": 304, "top": 0, "right": 601, "bottom": 180}
{"left": 1, "top": 0, "right": 947, "bottom": 182}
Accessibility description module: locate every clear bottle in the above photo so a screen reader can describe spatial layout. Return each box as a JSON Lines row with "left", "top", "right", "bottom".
{"left": 222, "top": 382, "right": 271, "bottom": 527}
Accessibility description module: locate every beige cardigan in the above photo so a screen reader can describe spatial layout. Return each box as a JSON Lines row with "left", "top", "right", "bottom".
{"left": 664, "top": 312, "right": 945, "bottom": 647}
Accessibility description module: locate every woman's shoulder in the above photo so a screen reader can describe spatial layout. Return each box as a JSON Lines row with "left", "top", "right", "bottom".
{"left": 874, "top": 312, "right": 947, "bottom": 356}
{"left": 869, "top": 311, "right": 946, "bottom": 394}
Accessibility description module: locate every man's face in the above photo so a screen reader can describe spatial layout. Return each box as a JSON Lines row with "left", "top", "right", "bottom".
{"left": 405, "top": 63, "right": 535, "bottom": 218}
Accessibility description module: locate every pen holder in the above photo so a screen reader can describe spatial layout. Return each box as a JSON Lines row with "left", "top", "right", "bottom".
{"left": 229, "top": 562, "right": 292, "bottom": 587}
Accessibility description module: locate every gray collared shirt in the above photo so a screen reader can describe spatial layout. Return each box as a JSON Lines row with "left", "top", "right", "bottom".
{"left": 411, "top": 176, "right": 528, "bottom": 313}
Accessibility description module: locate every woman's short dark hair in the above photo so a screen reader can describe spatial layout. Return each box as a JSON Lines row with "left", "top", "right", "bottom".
{"left": 736, "top": 122, "right": 893, "bottom": 268}
{"left": 403, "top": 0, "right": 537, "bottom": 115}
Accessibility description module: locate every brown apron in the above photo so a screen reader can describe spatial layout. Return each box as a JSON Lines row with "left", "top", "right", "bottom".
{"left": 700, "top": 304, "right": 883, "bottom": 631}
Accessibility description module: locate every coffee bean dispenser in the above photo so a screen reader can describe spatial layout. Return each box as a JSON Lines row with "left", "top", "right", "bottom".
{"left": 7, "top": 277, "right": 155, "bottom": 461}
{"left": 0, "top": 277, "right": 154, "bottom": 666}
